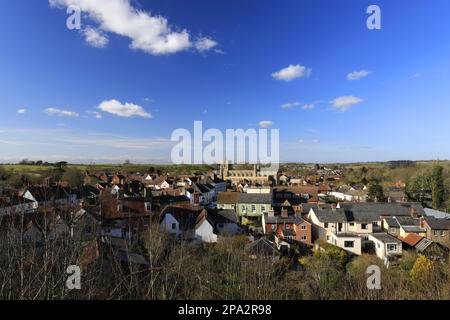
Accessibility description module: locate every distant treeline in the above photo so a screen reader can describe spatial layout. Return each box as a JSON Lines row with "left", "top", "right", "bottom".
{"left": 387, "top": 160, "right": 416, "bottom": 169}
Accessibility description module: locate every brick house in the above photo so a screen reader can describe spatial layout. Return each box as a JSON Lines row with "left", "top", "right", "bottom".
{"left": 421, "top": 216, "right": 450, "bottom": 245}
{"left": 262, "top": 207, "right": 312, "bottom": 246}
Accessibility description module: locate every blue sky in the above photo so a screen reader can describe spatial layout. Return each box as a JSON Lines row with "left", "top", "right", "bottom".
{"left": 1, "top": 0, "right": 450, "bottom": 164}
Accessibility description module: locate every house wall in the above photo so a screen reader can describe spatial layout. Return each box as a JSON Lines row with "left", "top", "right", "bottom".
{"left": 330, "top": 234, "right": 362, "bottom": 255}
{"left": 348, "top": 222, "right": 373, "bottom": 234}
{"left": 399, "top": 228, "right": 427, "bottom": 238}
{"left": 217, "top": 203, "right": 236, "bottom": 211}
{"left": 293, "top": 221, "right": 312, "bottom": 245}
{"left": 160, "top": 214, "right": 181, "bottom": 237}
{"left": 216, "top": 222, "right": 241, "bottom": 236}
{"left": 237, "top": 203, "right": 271, "bottom": 217}
{"left": 423, "top": 222, "right": 450, "bottom": 244}
{"left": 195, "top": 220, "right": 218, "bottom": 243}
{"left": 368, "top": 235, "right": 402, "bottom": 260}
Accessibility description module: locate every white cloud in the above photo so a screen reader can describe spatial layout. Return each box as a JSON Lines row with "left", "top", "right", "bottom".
{"left": 330, "top": 96, "right": 363, "bottom": 112}
{"left": 272, "top": 64, "right": 312, "bottom": 82}
{"left": 302, "top": 104, "right": 315, "bottom": 110}
{"left": 312, "top": 139, "right": 320, "bottom": 143}
{"left": 44, "top": 108, "right": 79, "bottom": 117}
{"left": 82, "top": 27, "right": 109, "bottom": 48}
{"left": 49, "top": 0, "right": 218, "bottom": 55}
{"left": 86, "top": 111, "right": 102, "bottom": 119}
{"left": 195, "top": 37, "right": 218, "bottom": 52}
{"left": 410, "top": 73, "right": 423, "bottom": 79}
{"left": 98, "top": 99, "right": 152, "bottom": 118}
{"left": 258, "top": 121, "right": 273, "bottom": 128}
{"left": 17, "top": 108, "right": 27, "bottom": 114}
{"left": 298, "top": 139, "right": 304, "bottom": 144}
{"left": 347, "top": 70, "right": 370, "bottom": 81}
{"left": 280, "top": 101, "right": 301, "bottom": 109}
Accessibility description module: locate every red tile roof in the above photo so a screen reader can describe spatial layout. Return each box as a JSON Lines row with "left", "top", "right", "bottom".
{"left": 398, "top": 233, "right": 423, "bottom": 247}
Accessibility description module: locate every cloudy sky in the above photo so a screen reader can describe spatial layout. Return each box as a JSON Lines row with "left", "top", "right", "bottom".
{"left": 1, "top": 0, "right": 450, "bottom": 164}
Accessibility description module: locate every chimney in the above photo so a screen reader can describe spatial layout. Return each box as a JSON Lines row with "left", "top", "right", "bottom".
{"left": 268, "top": 209, "right": 275, "bottom": 217}
{"left": 411, "top": 208, "right": 418, "bottom": 219}
{"left": 281, "top": 208, "right": 288, "bottom": 218}
{"left": 331, "top": 203, "right": 337, "bottom": 211}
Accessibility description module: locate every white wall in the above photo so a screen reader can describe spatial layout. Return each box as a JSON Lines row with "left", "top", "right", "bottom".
{"left": 160, "top": 213, "right": 181, "bottom": 237}
{"left": 195, "top": 220, "right": 218, "bottom": 243}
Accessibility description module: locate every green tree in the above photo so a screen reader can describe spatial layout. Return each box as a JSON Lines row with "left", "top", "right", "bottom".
{"left": 431, "top": 165, "right": 445, "bottom": 209}
{"left": 61, "top": 168, "right": 84, "bottom": 186}
{"left": 405, "top": 170, "right": 432, "bottom": 205}
{"left": 368, "top": 183, "right": 385, "bottom": 202}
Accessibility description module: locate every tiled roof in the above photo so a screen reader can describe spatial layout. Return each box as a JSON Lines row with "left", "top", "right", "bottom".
{"left": 423, "top": 216, "right": 450, "bottom": 230}
{"left": 313, "top": 208, "right": 348, "bottom": 223}
{"left": 370, "top": 233, "right": 402, "bottom": 243}
{"left": 217, "top": 192, "right": 239, "bottom": 204}
{"left": 237, "top": 193, "right": 272, "bottom": 204}
{"left": 399, "top": 233, "right": 423, "bottom": 246}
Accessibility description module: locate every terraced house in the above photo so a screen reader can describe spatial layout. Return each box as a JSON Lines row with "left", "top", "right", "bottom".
{"left": 237, "top": 193, "right": 273, "bottom": 226}
{"left": 308, "top": 202, "right": 427, "bottom": 259}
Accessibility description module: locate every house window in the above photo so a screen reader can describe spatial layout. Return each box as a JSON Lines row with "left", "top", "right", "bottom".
{"left": 301, "top": 225, "right": 307, "bottom": 230}
{"left": 261, "top": 205, "right": 266, "bottom": 212}
{"left": 344, "top": 241, "right": 354, "bottom": 248}
{"left": 172, "top": 223, "right": 177, "bottom": 230}
{"left": 271, "top": 224, "right": 276, "bottom": 231}
{"left": 286, "top": 224, "right": 290, "bottom": 230}
{"left": 434, "top": 230, "right": 440, "bottom": 237}
{"left": 324, "top": 223, "right": 329, "bottom": 228}
{"left": 441, "top": 231, "right": 446, "bottom": 236}
{"left": 390, "top": 228, "right": 397, "bottom": 234}
{"left": 361, "top": 224, "right": 368, "bottom": 230}
{"left": 242, "top": 205, "right": 246, "bottom": 212}
{"left": 251, "top": 205, "right": 256, "bottom": 212}
{"left": 326, "top": 236, "right": 330, "bottom": 241}
{"left": 301, "top": 236, "right": 307, "bottom": 241}
{"left": 387, "top": 244, "right": 398, "bottom": 252}
{"left": 377, "top": 243, "right": 380, "bottom": 249}
{"left": 349, "top": 223, "right": 354, "bottom": 226}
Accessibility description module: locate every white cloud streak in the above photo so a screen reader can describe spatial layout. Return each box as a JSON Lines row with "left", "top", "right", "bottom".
{"left": 49, "top": 0, "right": 218, "bottom": 55}
{"left": 280, "top": 102, "right": 301, "bottom": 109}
{"left": 82, "top": 27, "right": 109, "bottom": 48}
{"left": 347, "top": 70, "right": 370, "bottom": 81}
{"left": 272, "top": 64, "right": 312, "bottom": 82}
{"left": 97, "top": 99, "right": 152, "bottom": 118}
{"left": 44, "top": 108, "right": 79, "bottom": 117}
{"left": 330, "top": 96, "right": 363, "bottom": 112}
{"left": 258, "top": 120, "right": 273, "bottom": 128}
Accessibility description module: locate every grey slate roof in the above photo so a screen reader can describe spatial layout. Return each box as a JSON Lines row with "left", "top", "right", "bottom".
{"left": 237, "top": 193, "right": 272, "bottom": 204}
{"left": 415, "top": 238, "right": 434, "bottom": 252}
{"left": 401, "top": 226, "right": 426, "bottom": 233}
{"left": 313, "top": 208, "right": 348, "bottom": 223}
{"left": 424, "top": 208, "right": 450, "bottom": 219}
{"left": 370, "top": 233, "right": 402, "bottom": 243}
{"left": 384, "top": 217, "right": 400, "bottom": 228}
{"left": 340, "top": 202, "right": 424, "bottom": 215}
{"left": 423, "top": 216, "right": 450, "bottom": 230}
{"left": 339, "top": 202, "right": 425, "bottom": 222}
{"left": 333, "top": 233, "right": 361, "bottom": 238}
